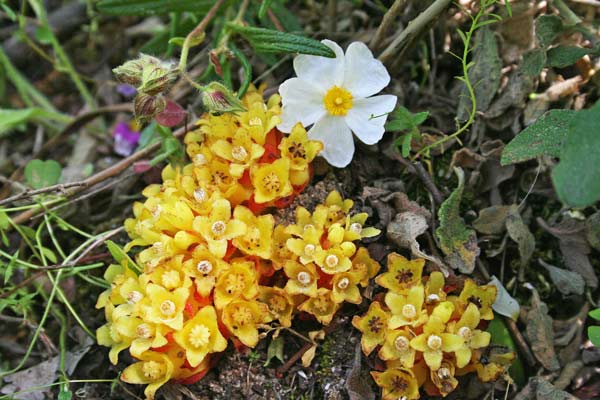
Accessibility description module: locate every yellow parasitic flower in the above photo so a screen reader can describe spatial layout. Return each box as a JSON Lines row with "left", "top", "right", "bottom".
{"left": 174, "top": 306, "right": 227, "bottom": 367}
{"left": 457, "top": 279, "right": 497, "bottom": 320}
{"left": 214, "top": 259, "right": 259, "bottom": 310}
{"left": 343, "top": 213, "right": 381, "bottom": 242}
{"left": 283, "top": 260, "right": 319, "bottom": 298}
{"left": 386, "top": 284, "right": 428, "bottom": 329}
{"left": 324, "top": 191, "right": 353, "bottom": 221}
{"left": 258, "top": 286, "right": 294, "bottom": 327}
{"left": 285, "top": 205, "right": 328, "bottom": 237}
{"left": 376, "top": 253, "right": 424, "bottom": 294}
{"left": 221, "top": 299, "right": 268, "bottom": 347}
{"left": 314, "top": 243, "right": 355, "bottom": 274}
{"left": 473, "top": 349, "right": 516, "bottom": 382}
{"left": 271, "top": 225, "right": 296, "bottom": 269}
{"left": 378, "top": 328, "right": 416, "bottom": 368}
{"left": 448, "top": 303, "right": 491, "bottom": 368}
{"left": 424, "top": 271, "right": 447, "bottom": 306}
{"left": 278, "top": 123, "right": 323, "bottom": 170}
{"left": 298, "top": 288, "right": 340, "bottom": 325}
{"left": 331, "top": 271, "right": 362, "bottom": 304}
{"left": 181, "top": 246, "right": 226, "bottom": 297}
{"left": 350, "top": 246, "right": 381, "bottom": 287}
{"left": 193, "top": 199, "right": 247, "bottom": 258}
{"left": 409, "top": 302, "right": 463, "bottom": 371}
{"left": 96, "top": 303, "right": 132, "bottom": 365}
{"left": 210, "top": 128, "right": 265, "bottom": 177}
{"left": 430, "top": 359, "right": 458, "bottom": 397}
{"left": 195, "top": 159, "right": 249, "bottom": 204}
{"left": 250, "top": 158, "right": 293, "bottom": 204}
{"left": 352, "top": 301, "right": 389, "bottom": 355}
{"left": 121, "top": 351, "right": 174, "bottom": 400}
{"left": 142, "top": 283, "right": 190, "bottom": 330}
{"left": 232, "top": 206, "right": 274, "bottom": 259}
{"left": 371, "top": 367, "right": 420, "bottom": 400}
{"left": 286, "top": 224, "right": 323, "bottom": 265}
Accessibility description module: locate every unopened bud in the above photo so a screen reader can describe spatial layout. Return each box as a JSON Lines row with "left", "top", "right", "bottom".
{"left": 201, "top": 82, "right": 246, "bottom": 114}
{"left": 139, "top": 62, "right": 179, "bottom": 96}
{"left": 113, "top": 54, "right": 163, "bottom": 88}
{"left": 134, "top": 93, "right": 167, "bottom": 124}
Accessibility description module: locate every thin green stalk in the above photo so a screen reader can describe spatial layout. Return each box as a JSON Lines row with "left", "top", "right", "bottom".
{"left": 0, "top": 379, "right": 116, "bottom": 399}
{"left": 27, "top": 0, "right": 97, "bottom": 109}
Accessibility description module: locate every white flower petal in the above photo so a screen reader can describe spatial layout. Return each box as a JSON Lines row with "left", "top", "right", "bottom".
{"left": 293, "top": 40, "right": 345, "bottom": 92}
{"left": 278, "top": 78, "right": 326, "bottom": 132}
{"left": 308, "top": 115, "right": 354, "bottom": 168}
{"left": 343, "top": 42, "right": 391, "bottom": 98}
{"left": 345, "top": 95, "right": 397, "bottom": 145}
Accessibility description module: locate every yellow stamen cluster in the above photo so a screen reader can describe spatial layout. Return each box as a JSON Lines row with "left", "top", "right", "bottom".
{"left": 96, "top": 86, "right": 379, "bottom": 399}
{"left": 353, "top": 254, "right": 514, "bottom": 399}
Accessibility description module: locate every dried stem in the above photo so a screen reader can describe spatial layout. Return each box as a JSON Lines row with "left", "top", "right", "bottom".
{"left": 369, "top": 0, "right": 408, "bottom": 50}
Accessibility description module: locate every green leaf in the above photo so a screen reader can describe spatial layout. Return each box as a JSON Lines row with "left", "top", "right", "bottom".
{"left": 505, "top": 206, "right": 535, "bottom": 270}
{"left": 0, "top": 3, "right": 17, "bottom": 21}
{"left": 486, "top": 317, "right": 526, "bottom": 387}
{"left": 0, "top": 108, "right": 70, "bottom": 137}
{"left": 589, "top": 308, "right": 600, "bottom": 321}
{"left": 226, "top": 24, "right": 335, "bottom": 57}
{"left": 521, "top": 49, "right": 547, "bottom": 77}
{"left": 34, "top": 25, "right": 53, "bottom": 45}
{"left": 541, "top": 261, "right": 585, "bottom": 295}
{"left": 4, "top": 250, "right": 19, "bottom": 284}
{"left": 588, "top": 326, "right": 600, "bottom": 347}
{"left": 167, "top": 37, "right": 186, "bottom": 47}
{"left": 552, "top": 102, "right": 600, "bottom": 207}
{"left": 457, "top": 27, "right": 501, "bottom": 121}
{"left": 96, "top": 0, "right": 215, "bottom": 16}
{"left": 264, "top": 336, "right": 284, "bottom": 366}
{"left": 435, "top": 168, "right": 479, "bottom": 273}
{"left": 106, "top": 240, "right": 141, "bottom": 274}
{"left": 258, "top": 0, "right": 275, "bottom": 19}
{"left": 24, "top": 159, "right": 62, "bottom": 189}
{"left": 40, "top": 246, "right": 57, "bottom": 263}
{"left": 546, "top": 45, "right": 593, "bottom": 68}
{"left": 385, "top": 107, "right": 428, "bottom": 132}
{"left": 535, "top": 15, "right": 564, "bottom": 48}
{"left": 501, "top": 109, "right": 577, "bottom": 165}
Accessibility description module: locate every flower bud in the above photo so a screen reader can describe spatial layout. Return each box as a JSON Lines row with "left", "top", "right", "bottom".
{"left": 201, "top": 82, "right": 246, "bottom": 114}
{"left": 139, "top": 62, "right": 179, "bottom": 96}
{"left": 113, "top": 54, "right": 161, "bottom": 87}
{"left": 134, "top": 93, "right": 166, "bottom": 124}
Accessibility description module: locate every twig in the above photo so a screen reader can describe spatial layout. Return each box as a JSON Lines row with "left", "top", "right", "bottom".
{"left": 267, "top": 8, "right": 284, "bottom": 32}
{"left": 391, "top": 153, "right": 444, "bottom": 205}
{"left": 369, "top": 0, "right": 408, "bottom": 50}
{"left": 0, "top": 182, "right": 88, "bottom": 206}
{"left": 378, "top": 0, "right": 452, "bottom": 64}
{"left": 552, "top": 0, "right": 583, "bottom": 24}
{"left": 10, "top": 126, "right": 187, "bottom": 225}
{"left": 504, "top": 317, "right": 537, "bottom": 367}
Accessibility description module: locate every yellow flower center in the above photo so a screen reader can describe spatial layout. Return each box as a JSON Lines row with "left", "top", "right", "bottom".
{"left": 394, "top": 335, "right": 410, "bottom": 352}
{"left": 161, "top": 270, "right": 181, "bottom": 289}
{"left": 160, "top": 300, "right": 176, "bottom": 317}
{"left": 349, "top": 223, "right": 362, "bottom": 234}
{"left": 152, "top": 205, "right": 162, "bottom": 218}
{"left": 337, "top": 277, "right": 350, "bottom": 290}
{"left": 304, "top": 244, "right": 316, "bottom": 256}
{"left": 188, "top": 324, "right": 211, "bottom": 348}
{"left": 427, "top": 334, "right": 442, "bottom": 350}
{"left": 249, "top": 116, "right": 262, "bottom": 126}
{"left": 401, "top": 304, "right": 417, "bottom": 319}
{"left": 194, "top": 154, "right": 207, "bottom": 166}
{"left": 127, "top": 290, "right": 143, "bottom": 304}
{"left": 142, "top": 361, "right": 164, "bottom": 380}
{"left": 225, "top": 273, "right": 245, "bottom": 294}
{"left": 325, "top": 254, "right": 339, "bottom": 268}
{"left": 231, "top": 145, "right": 248, "bottom": 161}
{"left": 458, "top": 326, "right": 472, "bottom": 341}
{"left": 437, "top": 367, "right": 451, "bottom": 380}
{"left": 297, "top": 271, "right": 312, "bottom": 286}
{"left": 232, "top": 306, "right": 253, "bottom": 326}
{"left": 262, "top": 172, "right": 281, "bottom": 192}
{"left": 312, "top": 297, "right": 330, "bottom": 313}
{"left": 211, "top": 220, "right": 227, "bottom": 236}
{"left": 323, "top": 86, "right": 353, "bottom": 116}
{"left": 268, "top": 295, "right": 287, "bottom": 314}
{"left": 136, "top": 323, "right": 153, "bottom": 339}
{"left": 197, "top": 260, "right": 213, "bottom": 274}
{"left": 194, "top": 188, "right": 207, "bottom": 203}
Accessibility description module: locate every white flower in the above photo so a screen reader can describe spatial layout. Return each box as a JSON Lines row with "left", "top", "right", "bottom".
{"left": 277, "top": 40, "right": 397, "bottom": 168}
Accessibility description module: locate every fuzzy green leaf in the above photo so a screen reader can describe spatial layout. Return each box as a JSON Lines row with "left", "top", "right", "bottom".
{"left": 106, "top": 240, "right": 141, "bottom": 274}
{"left": 226, "top": 24, "right": 335, "bottom": 57}
{"left": 435, "top": 168, "right": 479, "bottom": 273}
{"left": 24, "top": 159, "right": 62, "bottom": 189}
{"left": 552, "top": 102, "right": 600, "bottom": 207}
{"left": 501, "top": 109, "right": 577, "bottom": 165}
{"left": 97, "top": 0, "right": 214, "bottom": 15}
{"left": 258, "top": 0, "right": 275, "bottom": 19}
{"left": 589, "top": 308, "right": 600, "bottom": 321}
{"left": 588, "top": 326, "right": 600, "bottom": 347}
{"left": 546, "top": 45, "right": 593, "bottom": 68}
{"left": 264, "top": 336, "right": 285, "bottom": 366}
{"left": 0, "top": 108, "right": 70, "bottom": 137}
{"left": 535, "top": 15, "right": 564, "bottom": 48}
{"left": 522, "top": 49, "right": 547, "bottom": 77}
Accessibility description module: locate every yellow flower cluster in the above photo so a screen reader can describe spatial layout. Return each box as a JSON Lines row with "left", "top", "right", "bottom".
{"left": 352, "top": 255, "right": 514, "bottom": 399}
{"left": 96, "top": 86, "right": 382, "bottom": 399}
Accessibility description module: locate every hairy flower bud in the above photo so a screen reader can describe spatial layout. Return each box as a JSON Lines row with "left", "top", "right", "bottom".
{"left": 139, "top": 62, "right": 179, "bottom": 96}
{"left": 113, "top": 54, "right": 161, "bottom": 87}
{"left": 134, "top": 93, "right": 167, "bottom": 124}
{"left": 201, "top": 82, "right": 246, "bottom": 114}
